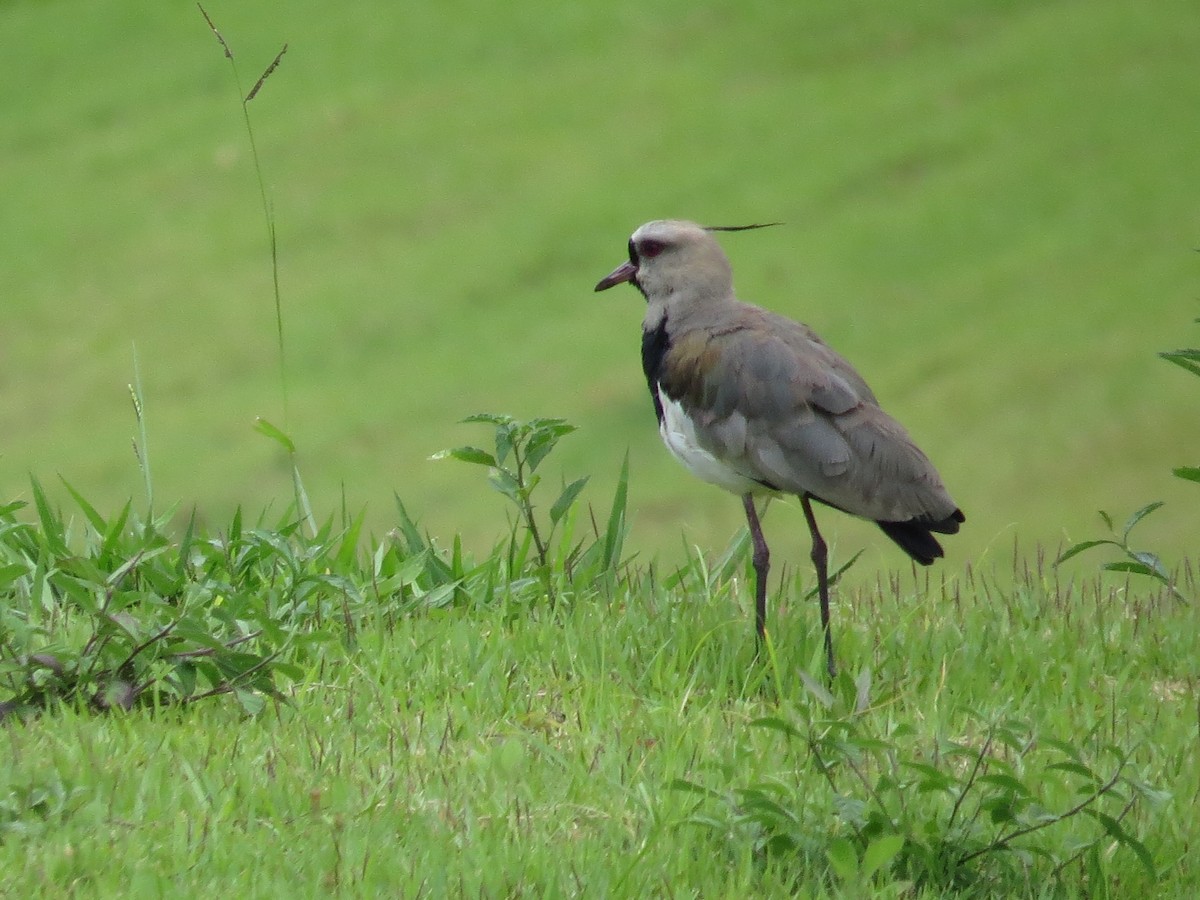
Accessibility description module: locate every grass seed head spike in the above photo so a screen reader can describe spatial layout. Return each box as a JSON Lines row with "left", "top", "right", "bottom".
{"left": 197, "top": 4, "right": 233, "bottom": 59}
{"left": 246, "top": 44, "right": 289, "bottom": 103}
{"left": 595, "top": 219, "right": 965, "bottom": 680}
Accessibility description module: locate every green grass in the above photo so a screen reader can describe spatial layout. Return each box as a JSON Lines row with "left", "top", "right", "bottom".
{"left": 1, "top": 483, "right": 1195, "bottom": 896}
{"left": 2, "top": 0, "right": 1198, "bottom": 569}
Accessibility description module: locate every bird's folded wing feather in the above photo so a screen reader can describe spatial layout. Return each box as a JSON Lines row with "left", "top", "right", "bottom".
{"left": 660, "top": 317, "right": 952, "bottom": 520}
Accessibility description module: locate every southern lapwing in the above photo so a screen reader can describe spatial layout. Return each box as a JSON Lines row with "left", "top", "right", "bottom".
{"left": 595, "top": 219, "right": 964, "bottom": 679}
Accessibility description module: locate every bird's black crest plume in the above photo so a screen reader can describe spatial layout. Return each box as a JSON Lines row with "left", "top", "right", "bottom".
{"left": 704, "top": 222, "right": 784, "bottom": 232}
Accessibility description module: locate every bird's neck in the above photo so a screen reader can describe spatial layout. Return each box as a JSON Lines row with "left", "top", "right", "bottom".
{"left": 643, "top": 290, "right": 738, "bottom": 335}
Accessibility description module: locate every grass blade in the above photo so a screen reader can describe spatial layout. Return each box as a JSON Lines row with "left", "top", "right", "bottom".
{"left": 601, "top": 452, "right": 629, "bottom": 570}
{"left": 254, "top": 417, "right": 296, "bottom": 453}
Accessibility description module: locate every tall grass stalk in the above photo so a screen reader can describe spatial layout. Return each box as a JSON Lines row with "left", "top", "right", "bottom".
{"left": 198, "top": 4, "right": 313, "bottom": 536}
{"left": 128, "top": 342, "right": 153, "bottom": 519}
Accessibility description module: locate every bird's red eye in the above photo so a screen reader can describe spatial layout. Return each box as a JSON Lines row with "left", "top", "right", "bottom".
{"left": 640, "top": 239, "right": 665, "bottom": 259}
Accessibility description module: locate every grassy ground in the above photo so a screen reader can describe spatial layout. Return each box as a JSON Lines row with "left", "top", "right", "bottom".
{"left": 0, "top": 468, "right": 1195, "bottom": 897}
{"left": 2, "top": 0, "right": 1198, "bottom": 573}
{"left": 0, "top": 416, "right": 1195, "bottom": 896}
{"left": 1, "top": 484, "right": 1195, "bottom": 896}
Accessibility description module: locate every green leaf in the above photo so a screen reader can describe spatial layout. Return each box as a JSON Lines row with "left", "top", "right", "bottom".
{"left": 902, "top": 762, "right": 955, "bottom": 794}
{"left": 982, "top": 795, "right": 1016, "bottom": 823}
{"left": 530, "top": 416, "right": 570, "bottom": 428}
{"left": 1086, "top": 810, "right": 1157, "bottom": 878}
{"left": 493, "top": 422, "right": 516, "bottom": 467}
{"left": 827, "top": 837, "right": 859, "bottom": 882}
{"left": 705, "top": 528, "right": 749, "bottom": 587}
{"left": 524, "top": 424, "right": 574, "bottom": 473}
{"left": 1129, "top": 551, "right": 1168, "bottom": 577}
{"left": 1040, "top": 736, "right": 1084, "bottom": 762}
{"left": 29, "top": 477, "right": 66, "bottom": 555}
{"left": 254, "top": 417, "right": 295, "bottom": 453}
{"left": 431, "top": 446, "right": 496, "bottom": 467}
{"left": 419, "top": 582, "right": 459, "bottom": 609}
{"left": 392, "top": 497, "right": 430, "bottom": 556}
{"left": 0, "top": 499, "right": 27, "bottom": 517}
{"left": 601, "top": 452, "right": 629, "bottom": 570}
{"left": 550, "top": 477, "right": 589, "bottom": 525}
{"left": 488, "top": 468, "right": 522, "bottom": 503}
{"left": 1102, "top": 560, "right": 1168, "bottom": 582}
{"left": 270, "top": 661, "right": 306, "bottom": 682}
{"left": 1159, "top": 348, "right": 1200, "bottom": 377}
{"left": 861, "top": 834, "right": 905, "bottom": 880}
{"left": 173, "top": 661, "right": 198, "bottom": 697}
{"left": 462, "top": 412, "right": 511, "bottom": 426}
{"left": 1127, "top": 779, "right": 1172, "bottom": 806}
{"left": 0, "top": 563, "right": 29, "bottom": 589}
{"left": 59, "top": 478, "right": 107, "bottom": 534}
{"left": 854, "top": 666, "right": 872, "bottom": 714}
{"left": 234, "top": 688, "right": 266, "bottom": 716}
{"left": 749, "top": 716, "right": 803, "bottom": 739}
{"left": 1046, "top": 760, "right": 1100, "bottom": 781}
{"left": 1121, "top": 502, "right": 1164, "bottom": 541}
{"left": 976, "top": 773, "right": 1032, "bottom": 796}
{"left": 1054, "top": 540, "right": 1118, "bottom": 566}
{"left": 667, "top": 778, "right": 724, "bottom": 800}
{"left": 799, "top": 670, "right": 835, "bottom": 708}
{"left": 450, "top": 533, "right": 465, "bottom": 580}
{"left": 100, "top": 500, "right": 133, "bottom": 561}
{"left": 335, "top": 510, "right": 365, "bottom": 570}
{"left": 389, "top": 550, "right": 433, "bottom": 588}
{"left": 1172, "top": 465, "right": 1200, "bottom": 484}
{"left": 228, "top": 505, "right": 244, "bottom": 544}
{"left": 737, "top": 789, "right": 795, "bottom": 824}
{"left": 804, "top": 549, "right": 864, "bottom": 600}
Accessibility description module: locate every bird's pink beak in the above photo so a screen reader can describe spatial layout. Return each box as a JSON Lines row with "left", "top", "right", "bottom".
{"left": 594, "top": 260, "right": 637, "bottom": 292}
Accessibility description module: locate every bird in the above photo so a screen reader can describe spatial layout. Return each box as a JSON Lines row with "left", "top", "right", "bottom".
{"left": 594, "top": 219, "right": 964, "bottom": 679}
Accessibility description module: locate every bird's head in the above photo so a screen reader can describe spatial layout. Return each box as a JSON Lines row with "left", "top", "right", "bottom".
{"left": 594, "top": 220, "right": 779, "bottom": 306}
{"left": 594, "top": 220, "right": 733, "bottom": 304}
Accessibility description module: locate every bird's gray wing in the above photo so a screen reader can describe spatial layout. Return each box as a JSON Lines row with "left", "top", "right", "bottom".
{"left": 660, "top": 316, "right": 956, "bottom": 521}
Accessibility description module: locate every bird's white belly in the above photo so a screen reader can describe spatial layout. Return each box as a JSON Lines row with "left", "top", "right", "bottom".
{"left": 658, "top": 392, "right": 764, "bottom": 495}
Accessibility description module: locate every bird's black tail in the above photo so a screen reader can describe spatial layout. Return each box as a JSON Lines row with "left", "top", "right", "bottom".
{"left": 877, "top": 509, "right": 966, "bottom": 566}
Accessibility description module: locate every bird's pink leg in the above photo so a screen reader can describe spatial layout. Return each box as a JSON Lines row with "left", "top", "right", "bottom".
{"left": 800, "top": 495, "right": 837, "bottom": 680}
{"left": 741, "top": 494, "right": 769, "bottom": 646}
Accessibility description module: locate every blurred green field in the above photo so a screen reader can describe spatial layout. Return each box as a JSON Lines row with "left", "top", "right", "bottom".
{"left": 2, "top": 0, "right": 1197, "bottom": 574}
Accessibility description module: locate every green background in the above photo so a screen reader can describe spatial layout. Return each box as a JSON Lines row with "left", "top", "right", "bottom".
{"left": 3, "top": 0, "right": 1197, "bottom": 570}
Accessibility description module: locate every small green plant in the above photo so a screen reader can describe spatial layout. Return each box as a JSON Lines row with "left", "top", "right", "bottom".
{"left": 671, "top": 673, "right": 1165, "bottom": 894}
{"left": 0, "top": 474, "right": 551, "bottom": 720}
{"left": 0, "top": 486, "right": 319, "bottom": 718}
{"left": 1056, "top": 323, "right": 1198, "bottom": 591}
{"left": 433, "top": 413, "right": 627, "bottom": 604}
{"left": 1159, "top": 333, "right": 1200, "bottom": 487}
{"left": 1055, "top": 503, "right": 1180, "bottom": 593}
{"left": 0, "top": 776, "right": 78, "bottom": 843}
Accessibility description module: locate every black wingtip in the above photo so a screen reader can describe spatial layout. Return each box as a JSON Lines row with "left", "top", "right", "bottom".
{"left": 877, "top": 521, "right": 943, "bottom": 566}
{"left": 877, "top": 510, "right": 964, "bottom": 566}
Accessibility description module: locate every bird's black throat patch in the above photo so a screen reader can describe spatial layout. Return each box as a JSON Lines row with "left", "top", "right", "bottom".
{"left": 641, "top": 316, "right": 670, "bottom": 424}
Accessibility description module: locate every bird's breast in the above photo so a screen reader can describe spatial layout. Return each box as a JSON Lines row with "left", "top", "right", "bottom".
{"left": 657, "top": 390, "right": 766, "bottom": 496}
